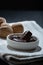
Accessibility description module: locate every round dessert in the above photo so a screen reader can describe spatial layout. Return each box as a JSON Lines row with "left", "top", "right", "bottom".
{"left": 11, "top": 24, "right": 24, "bottom": 33}
{"left": 7, "top": 31, "right": 39, "bottom": 50}
{"left": 0, "top": 17, "right": 6, "bottom": 26}
{"left": 0, "top": 26, "right": 13, "bottom": 38}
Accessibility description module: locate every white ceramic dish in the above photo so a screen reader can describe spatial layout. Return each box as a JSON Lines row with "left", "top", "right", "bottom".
{"left": 7, "top": 33, "right": 39, "bottom": 50}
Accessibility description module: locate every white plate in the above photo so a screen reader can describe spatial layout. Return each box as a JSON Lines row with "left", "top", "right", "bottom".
{"left": 0, "top": 21, "right": 43, "bottom": 57}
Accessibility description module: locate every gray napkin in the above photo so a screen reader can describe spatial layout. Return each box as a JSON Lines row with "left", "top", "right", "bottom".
{"left": 0, "top": 53, "right": 43, "bottom": 65}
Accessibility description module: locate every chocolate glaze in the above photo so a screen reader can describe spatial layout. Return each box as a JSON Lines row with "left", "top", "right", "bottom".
{"left": 9, "top": 31, "right": 36, "bottom": 42}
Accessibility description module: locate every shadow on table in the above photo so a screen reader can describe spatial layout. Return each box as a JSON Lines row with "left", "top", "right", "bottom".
{"left": 7, "top": 45, "right": 41, "bottom": 53}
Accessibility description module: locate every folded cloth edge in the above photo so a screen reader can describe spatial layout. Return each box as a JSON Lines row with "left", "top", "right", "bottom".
{"left": 0, "top": 53, "right": 43, "bottom": 64}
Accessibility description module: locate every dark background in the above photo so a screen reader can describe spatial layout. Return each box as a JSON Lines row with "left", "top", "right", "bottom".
{"left": 0, "top": 10, "right": 43, "bottom": 28}
{"left": 0, "top": 0, "right": 43, "bottom": 28}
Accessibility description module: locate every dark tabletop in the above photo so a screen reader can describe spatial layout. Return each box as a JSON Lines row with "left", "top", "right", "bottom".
{"left": 0, "top": 10, "right": 43, "bottom": 65}
{"left": 0, "top": 10, "right": 43, "bottom": 28}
